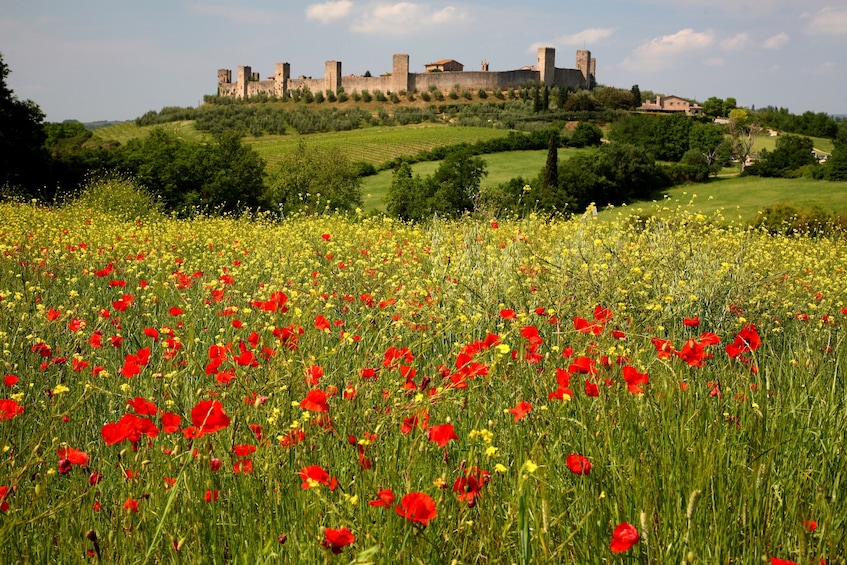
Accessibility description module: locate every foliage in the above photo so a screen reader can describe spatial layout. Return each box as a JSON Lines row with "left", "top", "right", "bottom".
{"left": 62, "top": 176, "right": 163, "bottom": 221}
{"left": 608, "top": 113, "right": 694, "bottom": 162}
{"left": 0, "top": 52, "right": 51, "bottom": 197}
{"left": 554, "top": 143, "right": 669, "bottom": 212}
{"left": 745, "top": 135, "right": 818, "bottom": 177}
{"left": 568, "top": 122, "right": 603, "bottom": 148}
{"left": 752, "top": 203, "right": 846, "bottom": 235}
{"left": 825, "top": 140, "right": 847, "bottom": 181}
{"left": 135, "top": 106, "right": 198, "bottom": 126}
{"left": 265, "top": 141, "right": 362, "bottom": 215}
{"left": 754, "top": 106, "right": 839, "bottom": 139}
{"left": 689, "top": 122, "right": 730, "bottom": 174}
{"left": 385, "top": 149, "right": 486, "bottom": 220}
{"left": 119, "top": 129, "right": 265, "bottom": 215}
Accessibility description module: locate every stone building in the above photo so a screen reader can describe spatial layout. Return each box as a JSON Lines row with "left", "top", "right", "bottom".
{"left": 638, "top": 95, "right": 704, "bottom": 115}
{"left": 217, "top": 48, "right": 596, "bottom": 100}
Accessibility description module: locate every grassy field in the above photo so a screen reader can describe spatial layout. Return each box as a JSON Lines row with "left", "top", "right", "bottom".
{"left": 246, "top": 124, "right": 512, "bottom": 169}
{"left": 2, "top": 181, "right": 846, "bottom": 563}
{"left": 613, "top": 176, "right": 847, "bottom": 225}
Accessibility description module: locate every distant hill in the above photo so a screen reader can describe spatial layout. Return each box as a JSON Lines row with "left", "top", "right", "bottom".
{"left": 81, "top": 120, "right": 129, "bottom": 130}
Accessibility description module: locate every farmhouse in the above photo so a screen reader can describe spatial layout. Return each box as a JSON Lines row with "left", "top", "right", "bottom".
{"left": 217, "top": 48, "right": 596, "bottom": 100}
{"left": 638, "top": 95, "right": 704, "bottom": 115}
{"left": 425, "top": 59, "right": 464, "bottom": 72}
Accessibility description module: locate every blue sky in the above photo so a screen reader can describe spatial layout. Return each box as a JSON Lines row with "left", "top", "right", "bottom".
{"left": 2, "top": 0, "right": 846, "bottom": 122}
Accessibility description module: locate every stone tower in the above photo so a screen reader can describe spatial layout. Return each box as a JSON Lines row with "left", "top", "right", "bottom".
{"left": 392, "top": 54, "right": 410, "bottom": 93}
{"left": 275, "top": 62, "right": 290, "bottom": 98}
{"left": 576, "top": 50, "right": 594, "bottom": 88}
{"left": 237, "top": 66, "right": 251, "bottom": 99}
{"left": 537, "top": 47, "right": 556, "bottom": 85}
{"left": 325, "top": 61, "right": 342, "bottom": 93}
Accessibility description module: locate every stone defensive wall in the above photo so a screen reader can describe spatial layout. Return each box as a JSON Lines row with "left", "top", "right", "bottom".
{"left": 217, "top": 48, "right": 595, "bottom": 100}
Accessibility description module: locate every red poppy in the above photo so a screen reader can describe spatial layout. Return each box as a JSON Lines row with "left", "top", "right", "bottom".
{"left": 428, "top": 424, "right": 458, "bottom": 447}
{"left": 650, "top": 337, "right": 675, "bottom": 359}
{"left": 508, "top": 400, "right": 532, "bottom": 422}
{"left": 305, "top": 364, "right": 324, "bottom": 386}
{"left": 322, "top": 526, "right": 355, "bottom": 554}
{"left": 574, "top": 316, "right": 603, "bottom": 336}
{"left": 57, "top": 446, "right": 89, "bottom": 467}
{"left": 3, "top": 375, "right": 18, "bottom": 387}
{"left": 683, "top": 316, "right": 700, "bottom": 327}
{"left": 189, "top": 400, "right": 231, "bottom": 437}
{"left": 770, "top": 559, "right": 798, "bottom": 565}
{"left": 395, "top": 491, "right": 437, "bottom": 525}
{"left": 279, "top": 429, "right": 306, "bottom": 447}
{"left": 127, "top": 397, "right": 157, "bottom": 416}
{"left": 726, "top": 323, "right": 761, "bottom": 358}
{"left": 300, "top": 389, "right": 329, "bottom": 412}
{"left": 566, "top": 454, "right": 591, "bottom": 475}
{"left": 500, "top": 309, "right": 517, "bottom": 320}
{"left": 299, "top": 465, "right": 338, "bottom": 490}
{"left": 610, "top": 522, "right": 639, "bottom": 553}
{"left": 621, "top": 365, "right": 649, "bottom": 394}
{"left": 124, "top": 497, "right": 140, "bottom": 512}
{"left": 232, "top": 444, "right": 256, "bottom": 458}
{"left": 584, "top": 380, "right": 600, "bottom": 397}
{"left": 204, "top": 489, "right": 219, "bottom": 502}
{"left": 161, "top": 412, "right": 181, "bottom": 433}
{"left": 314, "top": 315, "right": 331, "bottom": 331}
{"left": 0, "top": 485, "right": 10, "bottom": 512}
{"left": 369, "top": 488, "right": 395, "bottom": 507}
{"left": 453, "top": 467, "right": 490, "bottom": 504}
{"left": 0, "top": 399, "right": 24, "bottom": 420}
{"left": 803, "top": 519, "right": 818, "bottom": 533}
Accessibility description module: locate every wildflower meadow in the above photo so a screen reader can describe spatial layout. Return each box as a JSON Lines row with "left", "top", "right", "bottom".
{"left": 1, "top": 182, "right": 846, "bottom": 564}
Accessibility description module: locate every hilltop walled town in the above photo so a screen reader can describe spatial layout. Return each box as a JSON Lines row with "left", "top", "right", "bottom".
{"left": 217, "top": 48, "right": 596, "bottom": 100}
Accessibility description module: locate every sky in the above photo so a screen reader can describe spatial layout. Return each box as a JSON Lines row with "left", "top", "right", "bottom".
{"left": 2, "top": 0, "right": 846, "bottom": 123}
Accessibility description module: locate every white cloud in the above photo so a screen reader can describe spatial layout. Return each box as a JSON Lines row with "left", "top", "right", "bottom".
{"left": 804, "top": 7, "right": 847, "bottom": 35}
{"left": 530, "top": 27, "right": 615, "bottom": 51}
{"left": 350, "top": 3, "right": 466, "bottom": 35}
{"left": 762, "top": 32, "right": 789, "bottom": 49}
{"left": 306, "top": 1, "right": 354, "bottom": 23}
{"left": 620, "top": 28, "right": 715, "bottom": 72}
{"left": 720, "top": 33, "right": 750, "bottom": 51}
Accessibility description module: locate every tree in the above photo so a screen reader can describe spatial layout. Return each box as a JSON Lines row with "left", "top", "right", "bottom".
{"left": 630, "top": 84, "right": 642, "bottom": 109}
{"left": 652, "top": 113, "right": 692, "bottom": 162}
{"left": 429, "top": 149, "right": 487, "bottom": 216}
{"left": 702, "top": 96, "right": 725, "bottom": 118}
{"left": 826, "top": 140, "right": 847, "bottom": 181}
{"left": 385, "top": 163, "right": 428, "bottom": 221}
{"left": 569, "top": 122, "right": 603, "bottom": 148}
{"left": 0, "top": 52, "right": 50, "bottom": 197}
{"left": 727, "top": 109, "right": 760, "bottom": 171}
{"left": 265, "top": 141, "right": 362, "bottom": 215}
{"left": 689, "top": 122, "right": 728, "bottom": 174}
{"left": 540, "top": 131, "right": 559, "bottom": 205}
{"left": 746, "top": 135, "right": 817, "bottom": 177}
{"left": 119, "top": 128, "right": 266, "bottom": 215}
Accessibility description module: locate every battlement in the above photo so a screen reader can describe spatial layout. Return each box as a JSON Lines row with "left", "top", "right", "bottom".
{"left": 216, "top": 48, "right": 595, "bottom": 100}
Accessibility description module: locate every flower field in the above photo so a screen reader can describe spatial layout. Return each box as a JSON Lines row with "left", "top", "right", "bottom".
{"left": 1, "top": 190, "right": 846, "bottom": 563}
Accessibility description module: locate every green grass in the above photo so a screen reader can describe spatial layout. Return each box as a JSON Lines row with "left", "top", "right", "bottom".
{"left": 90, "top": 120, "right": 212, "bottom": 145}
{"left": 752, "top": 133, "right": 834, "bottom": 155}
{"left": 610, "top": 176, "right": 847, "bottom": 225}
{"left": 361, "top": 148, "right": 588, "bottom": 211}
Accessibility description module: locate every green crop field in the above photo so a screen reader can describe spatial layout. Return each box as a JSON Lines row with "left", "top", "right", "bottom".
{"left": 245, "top": 124, "right": 513, "bottom": 169}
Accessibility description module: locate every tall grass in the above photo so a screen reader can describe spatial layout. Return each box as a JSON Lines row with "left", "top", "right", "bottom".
{"left": 0, "top": 188, "right": 845, "bottom": 563}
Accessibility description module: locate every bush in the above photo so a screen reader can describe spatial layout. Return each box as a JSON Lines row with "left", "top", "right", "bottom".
{"left": 753, "top": 204, "right": 842, "bottom": 236}
{"left": 64, "top": 177, "right": 162, "bottom": 221}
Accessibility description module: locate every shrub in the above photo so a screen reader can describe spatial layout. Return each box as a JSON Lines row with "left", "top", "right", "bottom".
{"left": 65, "top": 177, "right": 162, "bottom": 221}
